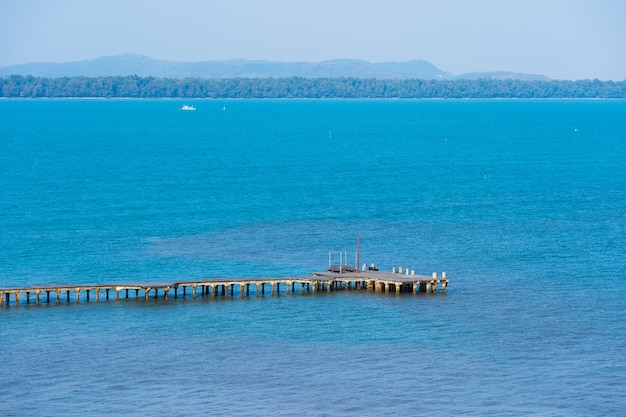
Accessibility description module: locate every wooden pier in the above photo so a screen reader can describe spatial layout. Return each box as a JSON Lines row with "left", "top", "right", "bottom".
{"left": 0, "top": 271, "right": 448, "bottom": 307}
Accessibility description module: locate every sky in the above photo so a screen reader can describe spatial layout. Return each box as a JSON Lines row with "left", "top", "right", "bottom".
{"left": 1, "top": 0, "right": 625, "bottom": 80}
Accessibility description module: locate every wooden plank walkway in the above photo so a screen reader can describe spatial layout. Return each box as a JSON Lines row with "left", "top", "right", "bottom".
{"left": 0, "top": 271, "right": 448, "bottom": 307}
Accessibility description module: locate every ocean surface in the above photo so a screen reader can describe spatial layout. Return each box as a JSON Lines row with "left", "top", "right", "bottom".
{"left": 1, "top": 99, "right": 625, "bottom": 416}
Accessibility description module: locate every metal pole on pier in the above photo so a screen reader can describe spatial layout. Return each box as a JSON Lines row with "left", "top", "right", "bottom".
{"left": 356, "top": 236, "right": 360, "bottom": 272}
{"left": 339, "top": 251, "right": 343, "bottom": 273}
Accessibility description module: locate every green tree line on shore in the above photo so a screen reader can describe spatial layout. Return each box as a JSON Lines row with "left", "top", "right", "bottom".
{"left": 1, "top": 75, "right": 625, "bottom": 98}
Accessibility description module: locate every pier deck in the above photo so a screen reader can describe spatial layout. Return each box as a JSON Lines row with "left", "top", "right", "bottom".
{"left": 0, "top": 271, "right": 448, "bottom": 307}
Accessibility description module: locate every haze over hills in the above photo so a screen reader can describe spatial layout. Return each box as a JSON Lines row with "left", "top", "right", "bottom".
{"left": 0, "top": 54, "right": 550, "bottom": 80}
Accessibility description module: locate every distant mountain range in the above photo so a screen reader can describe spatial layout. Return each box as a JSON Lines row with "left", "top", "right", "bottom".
{"left": 0, "top": 54, "right": 550, "bottom": 81}
{"left": 455, "top": 71, "right": 550, "bottom": 81}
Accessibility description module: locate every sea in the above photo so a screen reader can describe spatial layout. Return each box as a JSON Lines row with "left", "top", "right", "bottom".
{"left": 1, "top": 99, "right": 625, "bottom": 416}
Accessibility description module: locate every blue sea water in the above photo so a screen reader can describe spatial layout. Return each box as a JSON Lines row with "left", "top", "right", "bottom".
{"left": 0, "top": 99, "right": 625, "bottom": 416}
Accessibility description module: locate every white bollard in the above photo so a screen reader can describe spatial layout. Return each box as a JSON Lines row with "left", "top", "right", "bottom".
{"left": 411, "top": 270, "right": 415, "bottom": 275}
{"left": 432, "top": 272, "right": 437, "bottom": 278}
{"left": 442, "top": 272, "right": 447, "bottom": 278}
{"left": 392, "top": 267, "right": 396, "bottom": 274}
{"left": 399, "top": 267, "right": 403, "bottom": 274}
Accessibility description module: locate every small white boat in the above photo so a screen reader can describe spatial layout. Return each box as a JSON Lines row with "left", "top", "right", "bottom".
{"left": 180, "top": 104, "right": 196, "bottom": 111}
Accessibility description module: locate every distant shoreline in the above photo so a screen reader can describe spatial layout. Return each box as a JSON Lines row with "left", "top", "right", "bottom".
{"left": 2, "top": 75, "right": 625, "bottom": 99}
{"left": 1, "top": 96, "right": 623, "bottom": 101}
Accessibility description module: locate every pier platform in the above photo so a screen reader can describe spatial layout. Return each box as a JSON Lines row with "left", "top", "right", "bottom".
{"left": 0, "top": 270, "right": 448, "bottom": 307}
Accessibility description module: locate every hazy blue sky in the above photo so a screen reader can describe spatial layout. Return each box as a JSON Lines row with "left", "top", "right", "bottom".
{"left": 1, "top": 0, "right": 625, "bottom": 80}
